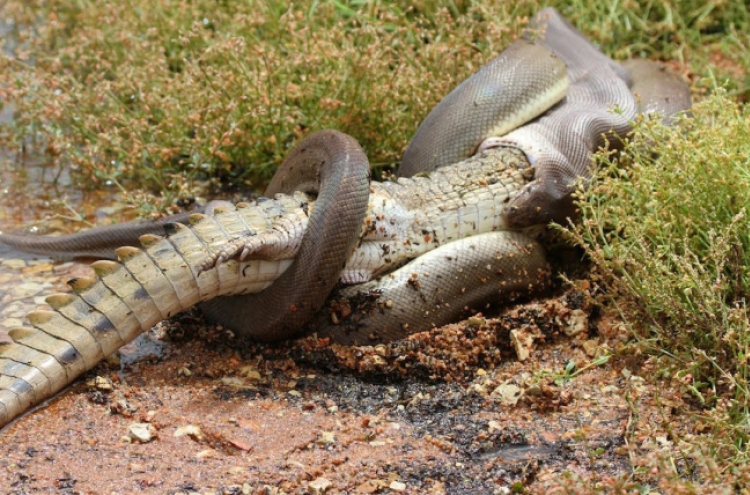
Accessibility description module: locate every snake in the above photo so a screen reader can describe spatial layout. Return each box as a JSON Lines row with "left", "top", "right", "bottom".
{"left": 0, "top": 8, "right": 691, "bottom": 344}
{"left": 0, "top": 8, "right": 694, "bottom": 428}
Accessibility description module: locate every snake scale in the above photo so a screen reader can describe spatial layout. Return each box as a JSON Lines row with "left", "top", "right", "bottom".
{"left": 0, "top": 8, "right": 691, "bottom": 428}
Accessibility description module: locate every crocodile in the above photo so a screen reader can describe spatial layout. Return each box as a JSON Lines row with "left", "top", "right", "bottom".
{"left": 0, "top": 8, "right": 691, "bottom": 428}
{"left": 0, "top": 145, "right": 545, "bottom": 428}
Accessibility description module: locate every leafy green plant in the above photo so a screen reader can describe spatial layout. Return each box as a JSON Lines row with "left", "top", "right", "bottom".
{"left": 569, "top": 92, "right": 750, "bottom": 459}
{"left": 0, "top": 0, "right": 530, "bottom": 206}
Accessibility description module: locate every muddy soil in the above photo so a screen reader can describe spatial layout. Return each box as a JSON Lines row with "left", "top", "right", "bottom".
{"left": 0, "top": 159, "right": 697, "bottom": 494}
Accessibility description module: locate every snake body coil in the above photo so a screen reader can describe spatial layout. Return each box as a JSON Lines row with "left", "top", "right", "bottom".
{"left": 400, "top": 39, "right": 569, "bottom": 175}
{"left": 200, "top": 130, "right": 371, "bottom": 341}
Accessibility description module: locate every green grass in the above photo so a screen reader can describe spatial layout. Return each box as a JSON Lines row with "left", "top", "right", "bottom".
{"left": 2, "top": 0, "right": 750, "bottom": 490}
{"left": 0, "top": 0, "right": 533, "bottom": 208}
{"left": 1, "top": 0, "right": 747, "bottom": 208}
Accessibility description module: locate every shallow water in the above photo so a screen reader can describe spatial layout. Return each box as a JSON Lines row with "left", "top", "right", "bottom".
{"left": 0, "top": 152, "right": 167, "bottom": 365}
{"left": 0, "top": 144, "right": 129, "bottom": 335}
{"left": 0, "top": 14, "right": 157, "bottom": 361}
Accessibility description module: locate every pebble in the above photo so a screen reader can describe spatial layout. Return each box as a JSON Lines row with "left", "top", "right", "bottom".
{"left": 220, "top": 377, "right": 245, "bottom": 388}
{"left": 564, "top": 309, "right": 588, "bottom": 336}
{"left": 3, "top": 301, "right": 33, "bottom": 315}
{"left": 601, "top": 385, "right": 620, "bottom": 394}
{"left": 240, "top": 366, "right": 261, "bottom": 381}
{"left": 389, "top": 481, "right": 406, "bottom": 491}
{"left": 52, "top": 261, "right": 77, "bottom": 274}
{"left": 127, "top": 423, "right": 156, "bottom": 443}
{"left": 0, "top": 259, "right": 27, "bottom": 270}
{"left": 582, "top": 339, "right": 600, "bottom": 357}
{"left": 11, "top": 281, "right": 49, "bottom": 298}
{"left": 491, "top": 384, "right": 522, "bottom": 406}
{"left": 525, "top": 384, "right": 542, "bottom": 396}
{"left": 510, "top": 327, "right": 536, "bottom": 361}
{"left": 467, "top": 382, "right": 489, "bottom": 397}
{"left": 174, "top": 425, "right": 203, "bottom": 441}
{"left": 309, "top": 477, "right": 333, "bottom": 494}
{"left": 467, "top": 316, "right": 485, "bottom": 328}
{"left": 93, "top": 376, "right": 113, "bottom": 391}
{"left": 196, "top": 449, "right": 218, "bottom": 458}
{"left": 370, "top": 355, "right": 387, "bottom": 366}
{"left": 317, "top": 431, "right": 336, "bottom": 445}
{"left": 32, "top": 295, "right": 49, "bottom": 305}
{"left": 21, "top": 262, "right": 54, "bottom": 275}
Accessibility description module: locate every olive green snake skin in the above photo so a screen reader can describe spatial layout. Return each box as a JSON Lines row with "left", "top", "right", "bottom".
{"left": 0, "top": 8, "right": 691, "bottom": 428}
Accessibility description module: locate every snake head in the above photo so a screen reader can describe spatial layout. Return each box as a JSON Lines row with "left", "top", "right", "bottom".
{"left": 503, "top": 164, "right": 586, "bottom": 229}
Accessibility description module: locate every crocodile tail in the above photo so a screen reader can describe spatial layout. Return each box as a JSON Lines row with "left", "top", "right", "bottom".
{"left": 0, "top": 199, "right": 308, "bottom": 428}
{"left": 0, "top": 232, "right": 192, "bottom": 427}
